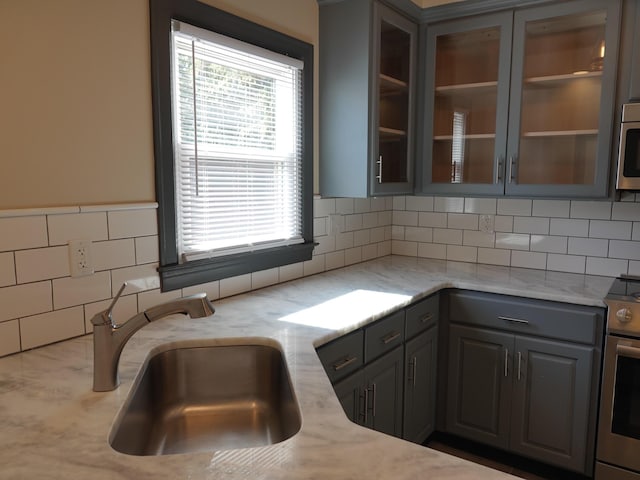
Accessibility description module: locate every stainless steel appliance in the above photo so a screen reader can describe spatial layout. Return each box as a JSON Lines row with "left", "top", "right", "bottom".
{"left": 597, "top": 276, "right": 640, "bottom": 479}
{"left": 616, "top": 103, "right": 640, "bottom": 190}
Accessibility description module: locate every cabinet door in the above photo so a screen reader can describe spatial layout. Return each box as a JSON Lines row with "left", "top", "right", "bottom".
{"left": 421, "top": 12, "right": 513, "bottom": 195}
{"left": 364, "top": 345, "right": 404, "bottom": 437}
{"left": 510, "top": 336, "right": 593, "bottom": 473}
{"left": 446, "top": 324, "right": 513, "bottom": 449}
{"left": 403, "top": 325, "right": 438, "bottom": 444}
{"left": 371, "top": 2, "right": 417, "bottom": 196}
{"left": 506, "top": 0, "right": 621, "bottom": 197}
{"left": 333, "top": 370, "right": 366, "bottom": 425}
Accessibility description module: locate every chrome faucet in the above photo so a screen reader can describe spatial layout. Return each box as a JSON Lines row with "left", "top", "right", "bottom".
{"left": 91, "top": 283, "right": 215, "bottom": 391}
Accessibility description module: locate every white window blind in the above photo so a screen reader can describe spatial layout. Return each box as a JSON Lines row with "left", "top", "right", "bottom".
{"left": 171, "top": 21, "right": 305, "bottom": 262}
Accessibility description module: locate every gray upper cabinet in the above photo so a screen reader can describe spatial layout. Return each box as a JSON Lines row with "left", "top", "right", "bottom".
{"left": 626, "top": 0, "right": 640, "bottom": 101}
{"left": 319, "top": 0, "right": 417, "bottom": 197}
{"left": 421, "top": 0, "right": 621, "bottom": 198}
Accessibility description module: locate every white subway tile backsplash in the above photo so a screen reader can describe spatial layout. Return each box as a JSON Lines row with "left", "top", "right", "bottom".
{"left": 434, "top": 197, "right": 464, "bottom": 213}
{"left": 345, "top": 214, "right": 363, "bottom": 231}
{"left": 495, "top": 233, "right": 530, "bottom": 251}
{"left": 378, "top": 211, "right": 392, "bottom": 226}
{"left": 419, "top": 212, "right": 447, "bottom": 228}
{"left": 135, "top": 236, "right": 159, "bottom": 265}
{"left": 52, "top": 271, "right": 111, "bottom": 310}
{"left": 220, "top": 274, "right": 252, "bottom": 298}
{"left": 325, "top": 251, "right": 345, "bottom": 271}
{"left": 571, "top": 201, "right": 611, "bottom": 220}
{"left": 447, "top": 245, "right": 477, "bottom": 263}
{"left": 314, "top": 217, "right": 328, "bottom": 237}
{"left": 392, "top": 196, "right": 406, "bottom": 211}
{"left": 279, "top": 262, "right": 304, "bottom": 283}
{"left": 434, "top": 228, "right": 463, "bottom": 245}
{"left": 612, "top": 202, "right": 640, "bottom": 221}
{"left": 0, "top": 216, "right": 48, "bottom": 252}
{"left": 568, "top": 237, "right": 608, "bottom": 257}
{"left": 370, "top": 197, "right": 387, "bottom": 212}
{"left": 549, "top": 218, "right": 589, "bottom": 237}
{"left": 93, "top": 239, "right": 136, "bottom": 271}
{"left": 344, "top": 247, "right": 363, "bottom": 265}
{"left": 314, "top": 197, "right": 336, "bottom": 217}
{"left": 15, "top": 246, "right": 69, "bottom": 283}
{"left": 497, "top": 199, "right": 531, "bottom": 216}
{"left": 494, "top": 216, "right": 513, "bottom": 233}
{"left": 303, "top": 254, "right": 325, "bottom": 277}
{"left": 629, "top": 261, "right": 640, "bottom": 277}
{"left": 0, "top": 320, "right": 20, "bottom": 356}
{"left": 48, "top": 212, "right": 108, "bottom": 245}
{"left": 370, "top": 227, "right": 386, "bottom": 243}
{"left": 335, "top": 197, "right": 353, "bottom": 214}
{"left": 586, "top": 257, "right": 628, "bottom": 277}
{"left": 20, "top": 307, "right": 85, "bottom": 350}
{"left": 354, "top": 198, "right": 371, "bottom": 213}
{"left": 251, "top": 268, "right": 280, "bottom": 290}
{"left": 589, "top": 220, "right": 632, "bottom": 240}
{"left": 362, "top": 244, "right": 379, "bottom": 261}
{"left": 362, "top": 212, "right": 379, "bottom": 229}
{"left": 513, "top": 217, "right": 549, "bottom": 235}
{"left": 511, "top": 251, "right": 547, "bottom": 270}
{"left": 392, "top": 240, "right": 418, "bottom": 257}
{"left": 335, "top": 232, "right": 355, "bottom": 250}
{"left": 0, "top": 252, "right": 16, "bottom": 287}
{"left": 391, "top": 225, "right": 405, "bottom": 241}
{"left": 405, "top": 227, "right": 433, "bottom": 243}
{"left": 406, "top": 196, "right": 434, "bottom": 212}
{"left": 546, "top": 254, "right": 586, "bottom": 274}
{"left": 315, "top": 235, "right": 337, "bottom": 255}
{"left": 609, "top": 240, "right": 640, "bottom": 261}
{"left": 393, "top": 211, "right": 418, "bottom": 226}
{"left": 354, "top": 229, "right": 371, "bottom": 247}
{"left": 418, "top": 243, "right": 446, "bottom": 260}
{"left": 111, "top": 264, "right": 160, "bottom": 295}
{"left": 464, "top": 198, "right": 497, "bottom": 214}
{"left": 0, "top": 281, "right": 52, "bottom": 322}
{"left": 463, "top": 231, "right": 495, "bottom": 248}
{"left": 532, "top": 200, "right": 570, "bottom": 218}
{"left": 182, "top": 280, "right": 220, "bottom": 302}
{"left": 448, "top": 213, "right": 479, "bottom": 231}
{"left": 477, "top": 248, "right": 510, "bottom": 266}
{"left": 530, "top": 235, "right": 567, "bottom": 254}
{"left": 634, "top": 223, "right": 640, "bottom": 241}
{"left": 108, "top": 209, "right": 157, "bottom": 239}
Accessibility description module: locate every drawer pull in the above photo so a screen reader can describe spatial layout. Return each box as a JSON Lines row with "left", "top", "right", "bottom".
{"left": 420, "top": 313, "right": 433, "bottom": 324}
{"left": 381, "top": 331, "right": 401, "bottom": 344}
{"left": 504, "top": 348, "right": 509, "bottom": 377}
{"left": 499, "top": 315, "right": 529, "bottom": 325}
{"left": 333, "top": 355, "right": 357, "bottom": 371}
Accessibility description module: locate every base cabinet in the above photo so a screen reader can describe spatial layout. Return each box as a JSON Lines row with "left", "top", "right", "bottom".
{"left": 444, "top": 290, "right": 603, "bottom": 475}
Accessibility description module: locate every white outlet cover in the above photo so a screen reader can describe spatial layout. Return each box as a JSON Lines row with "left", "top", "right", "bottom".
{"left": 69, "top": 239, "right": 94, "bottom": 277}
{"left": 479, "top": 215, "right": 495, "bottom": 234}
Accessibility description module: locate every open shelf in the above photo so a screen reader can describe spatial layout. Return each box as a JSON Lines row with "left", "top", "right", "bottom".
{"left": 524, "top": 71, "right": 602, "bottom": 87}
{"left": 522, "top": 129, "right": 598, "bottom": 137}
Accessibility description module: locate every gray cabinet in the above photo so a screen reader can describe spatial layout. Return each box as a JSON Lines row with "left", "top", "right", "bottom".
{"left": 626, "top": 0, "right": 640, "bottom": 101}
{"left": 421, "top": 0, "right": 621, "bottom": 197}
{"left": 444, "top": 290, "right": 604, "bottom": 475}
{"left": 319, "top": 0, "right": 417, "bottom": 197}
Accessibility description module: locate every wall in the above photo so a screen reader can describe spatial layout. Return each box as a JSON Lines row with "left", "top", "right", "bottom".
{"left": 0, "top": 0, "right": 319, "bottom": 208}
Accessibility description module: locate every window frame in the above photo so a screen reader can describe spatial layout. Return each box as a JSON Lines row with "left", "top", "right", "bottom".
{"left": 150, "top": 0, "right": 315, "bottom": 291}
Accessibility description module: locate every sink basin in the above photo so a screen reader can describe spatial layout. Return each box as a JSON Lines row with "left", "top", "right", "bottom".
{"left": 109, "top": 340, "right": 301, "bottom": 455}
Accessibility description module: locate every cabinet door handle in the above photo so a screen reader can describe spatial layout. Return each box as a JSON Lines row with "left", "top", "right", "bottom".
{"left": 496, "top": 156, "right": 504, "bottom": 184}
{"left": 360, "top": 387, "right": 368, "bottom": 424}
{"left": 381, "top": 331, "right": 401, "bottom": 345}
{"left": 376, "top": 155, "right": 383, "bottom": 184}
{"left": 370, "top": 383, "right": 377, "bottom": 418}
{"left": 420, "top": 313, "right": 433, "bottom": 324}
{"left": 517, "top": 351, "right": 522, "bottom": 381}
{"left": 504, "top": 348, "right": 509, "bottom": 377}
{"left": 508, "top": 155, "right": 517, "bottom": 184}
{"left": 499, "top": 315, "right": 529, "bottom": 325}
{"left": 412, "top": 356, "right": 418, "bottom": 388}
{"left": 333, "top": 355, "right": 357, "bottom": 371}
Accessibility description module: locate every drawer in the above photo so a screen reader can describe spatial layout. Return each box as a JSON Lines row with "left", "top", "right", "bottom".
{"left": 316, "top": 329, "right": 364, "bottom": 383}
{"left": 365, "top": 310, "right": 405, "bottom": 363}
{"left": 406, "top": 294, "right": 439, "bottom": 339}
{"left": 447, "top": 290, "right": 602, "bottom": 345}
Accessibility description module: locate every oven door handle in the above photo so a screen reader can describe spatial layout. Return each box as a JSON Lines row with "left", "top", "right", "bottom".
{"left": 616, "top": 343, "right": 640, "bottom": 360}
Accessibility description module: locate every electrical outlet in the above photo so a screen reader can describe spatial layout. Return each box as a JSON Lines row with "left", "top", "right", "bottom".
{"left": 479, "top": 214, "right": 495, "bottom": 234}
{"left": 69, "top": 239, "right": 94, "bottom": 277}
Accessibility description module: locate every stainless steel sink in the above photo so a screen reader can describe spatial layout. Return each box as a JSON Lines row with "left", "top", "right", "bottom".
{"left": 109, "top": 340, "right": 301, "bottom": 455}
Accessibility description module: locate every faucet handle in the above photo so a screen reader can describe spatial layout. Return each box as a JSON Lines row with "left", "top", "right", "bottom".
{"left": 92, "top": 282, "right": 127, "bottom": 327}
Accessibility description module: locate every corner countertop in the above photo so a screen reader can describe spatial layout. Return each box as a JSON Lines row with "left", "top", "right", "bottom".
{"left": 0, "top": 256, "right": 614, "bottom": 480}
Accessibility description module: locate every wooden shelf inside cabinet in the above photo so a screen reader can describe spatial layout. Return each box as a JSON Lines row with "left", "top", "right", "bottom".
{"left": 380, "top": 126, "right": 407, "bottom": 139}
{"left": 435, "top": 81, "right": 498, "bottom": 96}
{"left": 522, "top": 129, "right": 598, "bottom": 138}
{"left": 380, "top": 74, "right": 408, "bottom": 95}
{"left": 433, "top": 133, "right": 496, "bottom": 140}
{"left": 524, "top": 71, "right": 602, "bottom": 87}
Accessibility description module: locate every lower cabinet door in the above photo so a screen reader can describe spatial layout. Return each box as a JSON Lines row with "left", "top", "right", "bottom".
{"left": 446, "top": 324, "right": 513, "bottom": 449}
{"left": 510, "top": 336, "right": 593, "bottom": 473}
{"left": 403, "top": 326, "right": 438, "bottom": 444}
{"left": 333, "top": 370, "right": 366, "bottom": 425}
{"left": 364, "top": 346, "right": 404, "bottom": 437}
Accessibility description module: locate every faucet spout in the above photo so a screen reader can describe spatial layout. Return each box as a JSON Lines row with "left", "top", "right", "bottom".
{"left": 92, "top": 289, "right": 215, "bottom": 392}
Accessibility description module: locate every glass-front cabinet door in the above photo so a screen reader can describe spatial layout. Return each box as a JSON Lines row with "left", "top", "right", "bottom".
{"left": 506, "top": 0, "right": 620, "bottom": 197}
{"left": 422, "top": 13, "right": 513, "bottom": 195}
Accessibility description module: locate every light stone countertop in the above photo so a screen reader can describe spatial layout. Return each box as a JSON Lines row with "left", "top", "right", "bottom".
{"left": 0, "top": 256, "right": 614, "bottom": 480}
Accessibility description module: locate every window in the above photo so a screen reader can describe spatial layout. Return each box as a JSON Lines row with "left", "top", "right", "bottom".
{"left": 150, "top": 0, "right": 314, "bottom": 291}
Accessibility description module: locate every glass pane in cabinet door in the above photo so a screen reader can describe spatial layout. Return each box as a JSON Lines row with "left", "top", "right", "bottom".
{"left": 378, "top": 20, "right": 410, "bottom": 183}
{"left": 432, "top": 27, "right": 501, "bottom": 184}
{"left": 516, "top": 11, "right": 606, "bottom": 185}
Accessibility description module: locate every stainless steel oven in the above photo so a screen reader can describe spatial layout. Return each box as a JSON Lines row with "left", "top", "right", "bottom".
{"left": 616, "top": 103, "right": 640, "bottom": 190}
{"left": 597, "top": 277, "right": 640, "bottom": 479}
